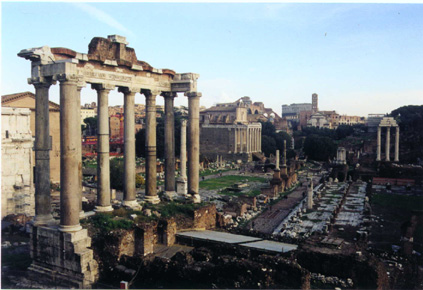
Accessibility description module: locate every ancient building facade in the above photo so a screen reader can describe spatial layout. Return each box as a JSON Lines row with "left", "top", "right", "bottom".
{"left": 200, "top": 98, "right": 263, "bottom": 162}
{"left": 1, "top": 107, "right": 35, "bottom": 218}
{"left": 18, "top": 34, "right": 201, "bottom": 287}
{"left": 200, "top": 123, "right": 262, "bottom": 162}
{"left": 2, "top": 91, "right": 61, "bottom": 183}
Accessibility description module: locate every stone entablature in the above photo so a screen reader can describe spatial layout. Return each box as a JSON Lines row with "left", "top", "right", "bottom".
{"left": 18, "top": 35, "right": 198, "bottom": 94}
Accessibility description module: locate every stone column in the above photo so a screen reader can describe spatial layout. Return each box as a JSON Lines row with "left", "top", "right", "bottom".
{"left": 186, "top": 92, "right": 201, "bottom": 203}
{"left": 259, "top": 128, "right": 262, "bottom": 152}
{"left": 307, "top": 177, "right": 313, "bottom": 210}
{"left": 376, "top": 126, "right": 381, "bottom": 161}
{"left": 246, "top": 127, "right": 250, "bottom": 153}
{"left": 120, "top": 87, "right": 140, "bottom": 209}
{"left": 59, "top": 75, "right": 82, "bottom": 232}
{"left": 33, "top": 80, "right": 55, "bottom": 226}
{"left": 385, "top": 127, "right": 390, "bottom": 161}
{"left": 144, "top": 89, "right": 160, "bottom": 204}
{"left": 240, "top": 128, "right": 244, "bottom": 153}
{"left": 176, "top": 120, "right": 187, "bottom": 195}
{"left": 162, "top": 92, "right": 177, "bottom": 200}
{"left": 234, "top": 127, "right": 237, "bottom": 153}
{"left": 395, "top": 126, "right": 400, "bottom": 162}
{"left": 93, "top": 84, "right": 114, "bottom": 212}
{"left": 77, "top": 83, "right": 85, "bottom": 218}
{"left": 275, "top": 150, "right": 280, "bottom": 170}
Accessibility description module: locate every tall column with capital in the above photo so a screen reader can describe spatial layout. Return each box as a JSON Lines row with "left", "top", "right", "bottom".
{"left": 163, "top": 92, "right": 177, "bottom": 200}
{"left": 120, "top": 87, "right": 140, "bottom": 209}
{"left": 33, "top": 80, "right": 55, "bottom": 226}
{"left": 93, "top": 84, "right": 114, "bottom": 212}
{"left": 144, "top": 90, "right": 160, "bottom": 204}
{"left": 176, "top": 120, "right": 187, "bottom": 195}
{"left": 385, "top": 127, "right": 390, "bottom": 161}
{"left": 59, "top": 75, "right": 83, "bottom": 232}
{"left": 395, "top": 126, "right": 400, "bottom": 162}
{"left": 377, "top": 126, "right": 381, "bottom": 161}
{"left": 186, "top": 92, "right": 201, "bottom": 203}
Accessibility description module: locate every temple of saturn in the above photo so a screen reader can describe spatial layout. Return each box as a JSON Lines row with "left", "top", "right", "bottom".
{"left": 18, "top": 35, "right": 201, "bottom": 287}
{"left": 376, "top": 117, "right": 400, "bottom": 162}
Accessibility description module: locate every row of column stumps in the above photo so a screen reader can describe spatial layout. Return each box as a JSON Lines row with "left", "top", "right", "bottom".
{"left": 376, "top": 125, "right": 399, "bottom": 162}
{"left": 32, "top": 77, "right": 201, "bottom": 232}
{"left": 234, "top": 127, "right": 261, "bottom": 154}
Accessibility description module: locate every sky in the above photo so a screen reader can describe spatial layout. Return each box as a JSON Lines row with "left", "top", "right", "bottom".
{"left": 1, "top": 2, "right": 423, "bottom": 116}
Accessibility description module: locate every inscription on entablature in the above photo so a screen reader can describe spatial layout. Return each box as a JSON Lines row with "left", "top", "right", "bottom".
{"left": 78, "top": 69, "right": 132, "bottom": 83}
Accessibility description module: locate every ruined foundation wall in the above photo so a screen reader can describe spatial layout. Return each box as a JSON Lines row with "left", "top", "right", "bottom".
{"left": 193, "top": 204, "right": 217, "bottom": 230}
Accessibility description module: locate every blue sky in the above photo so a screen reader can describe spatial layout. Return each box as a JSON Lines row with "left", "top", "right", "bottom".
{"left": 2, "top": 2, "right": 422, "bottom": 116}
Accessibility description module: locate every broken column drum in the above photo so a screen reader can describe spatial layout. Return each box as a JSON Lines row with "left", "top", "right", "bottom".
{"left": 18, "top": 35, "right": 201, "bottom": 287}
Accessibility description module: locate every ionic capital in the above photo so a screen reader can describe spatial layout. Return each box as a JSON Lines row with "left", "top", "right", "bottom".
{"left": 161, "top": 91, "right": 177, "bottom": 99}
{"left": 118, "top": 86, "right": 140, "bottom": 96}
{"left": 142, "top": 89, "right": 160, "bottom": 99}
{"left": 30, "top": 77, "right": 56, "bottom": 88}
{"left": 91, "top": 83, "right": 115, "bottom": 92}
{"left": 185, "top": 92, "right": 202, "bottom": 98}
{"left": 56, "top": 74, "right": 80, "bottom": 84}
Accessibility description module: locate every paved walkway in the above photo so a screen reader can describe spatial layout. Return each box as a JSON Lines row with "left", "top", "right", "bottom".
{"left": 247, "top": 173, "right": 324, "bottom": 234}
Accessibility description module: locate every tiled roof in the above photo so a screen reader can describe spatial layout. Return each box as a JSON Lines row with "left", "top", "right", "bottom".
{"left": 2, "top": 91, "right": 60, "bottom": 110}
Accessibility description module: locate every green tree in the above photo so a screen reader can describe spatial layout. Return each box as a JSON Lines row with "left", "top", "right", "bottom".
{"left": 303, "top": 135, "right": 337, "bottom": 161}
{"left": 83, "top": 116, "right": 98, "bottom": 136}
{"left": 110, "top": 158, "right": 124, "bottom": 190}
{"left": 261, "top": 135, "right": 277, "bottom": 157}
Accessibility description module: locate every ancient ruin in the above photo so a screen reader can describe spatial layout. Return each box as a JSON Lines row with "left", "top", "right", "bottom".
{"left": 376, "top": 117, "right": 400, "bottom": 162}
{"left": 18, "top": 34, "right": 201, "bottom": 287}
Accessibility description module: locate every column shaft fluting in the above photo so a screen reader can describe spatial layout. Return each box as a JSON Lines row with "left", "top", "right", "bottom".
{"left": 386, "top": 127, "right": 390, "bottom": 161}
{"left": 395, "top": 126, "right": 400, "bottom": 162}
{"left": 94, "top": 84, "right": 113, "bottom": 211}
{"left": 123, "top": 89, "right": 137, "bottom": 206}
{"left": 377, "top": 126, "right": 381, "bottom": 161}
{"left": 144, "top": 90, "right": 160, "bottom": 204}
{"left": 187, "top": 92, "right": 201, "bottom": 203}
{"left": 33, "top": 81, "right": 54, "bottom": 225}
{"left": 164, "top": 93, "right": 176, "bottom": 194}
{"left": 59, "top": 77, "right": 82, "bottom": 232}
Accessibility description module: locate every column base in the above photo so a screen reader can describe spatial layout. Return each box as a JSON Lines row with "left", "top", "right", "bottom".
{"left": 144, "top": 195, "right": 161, "bottom": 204}
{"left": 94, "top": 205, "right": 114, "bottom": 213}
{"left": 176, "top": 179, "right": 187, "bottom": 195}
{"left": 29, "top": 225, "right": 98, "bottom": 288}
{"left": 33, "top": 214, "right": 56, "bottom": 226}
{"left": 163, "top": 191, "right": 177, "bottom": 201}
{"left": 122, "top": 200, "right": 142, "bottom": 210}
{"left": 394, "top": 158, "right": 399, "bottom": 162}
{"left": 191, "top": 194, "right": 202, "bottom": 204}
{"left": 58, "top": 224, "right": 83, "bottom": 233}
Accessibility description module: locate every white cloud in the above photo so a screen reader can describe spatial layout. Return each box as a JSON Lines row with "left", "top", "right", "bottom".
{"left": 72, "top": 3, "right": 135, "bottom": 39}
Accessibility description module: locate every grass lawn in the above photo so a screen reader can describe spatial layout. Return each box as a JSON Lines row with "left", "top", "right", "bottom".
{"left": 199, "top": 175, "right": 268, "bottom": 190}
{"left": 371, "top": 194, "right": 423, "bottom": 212}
